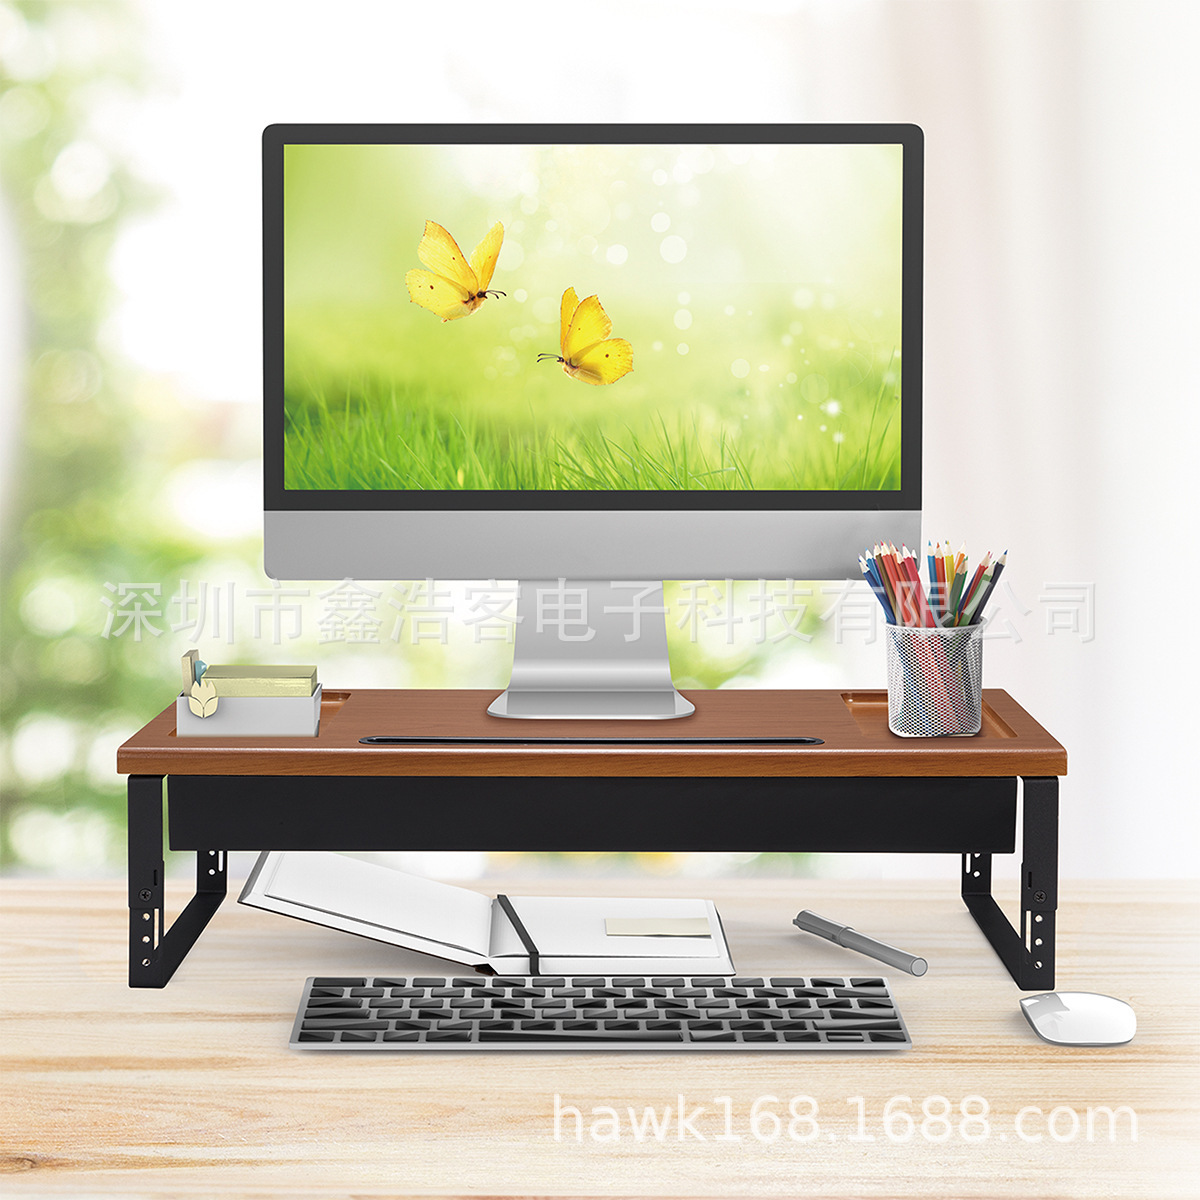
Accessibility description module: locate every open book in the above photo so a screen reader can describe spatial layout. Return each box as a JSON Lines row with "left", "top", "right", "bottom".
{"left": 238, "top": 851, "right": 734, "bottom": 976}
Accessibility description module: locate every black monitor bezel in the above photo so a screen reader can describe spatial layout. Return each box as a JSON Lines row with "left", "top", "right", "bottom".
{"left": 264, "top": 122, "right": 922, "bottom": 513}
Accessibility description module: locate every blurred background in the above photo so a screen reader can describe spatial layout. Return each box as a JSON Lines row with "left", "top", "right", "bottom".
{"left": 1, "top": 0, "right": 1197, "bottom": 882}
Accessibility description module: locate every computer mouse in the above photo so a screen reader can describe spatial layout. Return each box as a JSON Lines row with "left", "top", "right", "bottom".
{"left": 1019, "top": 991, "right": 1136, "bottom": 1046}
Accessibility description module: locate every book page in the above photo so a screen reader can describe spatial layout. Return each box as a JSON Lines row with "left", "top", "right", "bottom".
{"left": 489, "top": 896, "right": 723, "bottom": 960}
{"left": 262, "top": 852, "right": 494, "bottom": 957}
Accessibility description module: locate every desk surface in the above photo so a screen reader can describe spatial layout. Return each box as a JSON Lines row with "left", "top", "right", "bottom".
{"left": 117, "top": 688, "right": 1066, "bottom": 777}
{"left": 2, "top": 877, "right": 1194, "bottom": 1199}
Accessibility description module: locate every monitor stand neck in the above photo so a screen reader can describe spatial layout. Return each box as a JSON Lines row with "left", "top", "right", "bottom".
{"left": 487, "top": 580, "right": 695, "bottom": 720}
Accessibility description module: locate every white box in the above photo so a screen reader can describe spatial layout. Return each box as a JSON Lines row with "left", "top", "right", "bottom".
{"left": 175, "top": 684, "right": 322, "bottom": 737}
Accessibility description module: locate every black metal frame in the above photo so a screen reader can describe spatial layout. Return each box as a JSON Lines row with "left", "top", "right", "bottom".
{"left": 127, "top": 773, "right": 1057, "bottom": 990}
{"left": 960, "top": 776, "right": 1059, "bottom": 993}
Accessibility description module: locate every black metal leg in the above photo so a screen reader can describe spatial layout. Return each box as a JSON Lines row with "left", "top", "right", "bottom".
{"left": 127, "top": 775, "right": 227, "bottom": 988}
{"left": 961, "top": 776, "right": 1058, "bottom": 990}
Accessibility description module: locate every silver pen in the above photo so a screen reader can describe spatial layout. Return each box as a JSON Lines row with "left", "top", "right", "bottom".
{"left": 793, "top": 909, "right": 928, "bottom": 976}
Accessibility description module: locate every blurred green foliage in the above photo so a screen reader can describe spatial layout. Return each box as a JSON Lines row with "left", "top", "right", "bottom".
{"left": 0, "top": 6, "right": 850, "bottom": 877}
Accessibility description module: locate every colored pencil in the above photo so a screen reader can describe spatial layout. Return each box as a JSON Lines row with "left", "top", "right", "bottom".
{"left": 879, "top": 545, "right": 911, "bottom": 624}
{"left": 961, "top": 561, "right": 995, "bottom": 625}
{"left": 862, "top": 540, "right": 1007, "bottom": 628}
{"left": 946, "top": 563, "right": 967, "bottom": 625}
{"left": 926, "top": 541, "right": 941, "bottom": 621}
{"left": 901, "top": 546, "right": 937, "bottom": 627}
{"left": 972, "top": 550, "right": 1007, "bottom": 622}
{"left": 872, "top": 544, "right": 898, "bottom": 620}
{"left": 955, "top": 552, "right": 992, "bottom": 626}
{"left": 860, "top": 554, "right": 896, "bottom": 625}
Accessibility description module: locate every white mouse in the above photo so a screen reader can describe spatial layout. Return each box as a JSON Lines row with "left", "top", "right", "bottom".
{"left": 1019, "top": 991, "right": 1136, "bottom": 1046}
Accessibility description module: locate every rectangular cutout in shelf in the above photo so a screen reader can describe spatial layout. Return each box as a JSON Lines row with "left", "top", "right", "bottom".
{"left": 840, "top": 691, "right": 1017, "bottom": 740}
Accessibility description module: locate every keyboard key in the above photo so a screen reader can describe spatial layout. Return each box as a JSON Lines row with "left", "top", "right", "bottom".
{"left": 612, "top": 977, "right": 645, "bottom": 986}
{"left": 531, "top": 977, "right": 566, "bottom": 986}
{"left": 479, "top": 1028, "right": 682, "bottom": 1043}
{"left": 732, "top": 977, "right": 764, "bottom": 987}
{"left": 382, "top": 1031, "right": 421, "bottom": 1042}
{"left": 313, "top": 977, "right": 365, "bottom": 988}
{"left": 302, "top": 1019, "right": 387, "bottom": 1030}
{"left": 350, "top": 987, "right": 384, "bottom": 997}
{"left": 689, "top": 1030, "right": 738, "bottom": 1042}
{"left": 426, "top": 1030, "right": 471, "bottom": 1042}
{"left": 652, "top": 977, "right": 686, "bottom": 986}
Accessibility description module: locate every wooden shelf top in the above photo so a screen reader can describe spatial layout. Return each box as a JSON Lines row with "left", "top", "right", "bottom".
{"left": 117, "top": 688, "right": 1066, "bottom": 778}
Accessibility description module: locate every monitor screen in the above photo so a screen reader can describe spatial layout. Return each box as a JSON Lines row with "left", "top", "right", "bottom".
{"left": 279, "top": 133, "right": 908, "bottom": 500}
{"left": 263, "top": 124, "right": 920, "bottom": 582}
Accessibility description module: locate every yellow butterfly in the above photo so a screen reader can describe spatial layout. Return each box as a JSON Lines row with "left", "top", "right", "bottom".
{"left": 536, "top": 287, "right": 634, "bottom": 385}
{"left": 405, "top": 220, "right": 505, "bottom": 321}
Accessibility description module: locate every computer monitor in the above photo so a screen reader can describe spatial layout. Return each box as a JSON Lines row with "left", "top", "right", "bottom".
{"left": 264, "top": 123, "right": 922, "bottom": 718}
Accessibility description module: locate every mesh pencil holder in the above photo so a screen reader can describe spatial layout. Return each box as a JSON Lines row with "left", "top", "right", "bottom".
{"left": 885, "top": 622, "right": 984, "bottom": 737}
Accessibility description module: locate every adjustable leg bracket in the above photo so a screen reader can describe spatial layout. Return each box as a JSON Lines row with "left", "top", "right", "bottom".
{"left": 961, "top": 776, "right": 1059, "bottom": 990}
{"left": 128, "top": 775, "right": 227, "bottom": 987}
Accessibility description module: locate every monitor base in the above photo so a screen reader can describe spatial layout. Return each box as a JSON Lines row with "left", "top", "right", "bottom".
{"left": 487, "top": 581, "right": 695, "bottom": 721}
{"left": 487, "top": 688, "right": 695, "bottom": 720}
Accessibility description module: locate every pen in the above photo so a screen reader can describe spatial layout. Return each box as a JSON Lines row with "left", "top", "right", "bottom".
{"left": 793, "top": 909, "right": 928, "bottom": 976}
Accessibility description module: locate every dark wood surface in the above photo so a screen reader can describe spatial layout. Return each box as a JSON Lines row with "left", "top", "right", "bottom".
{"left": 117, "top": 689, "right": 1066, "bottom": 778}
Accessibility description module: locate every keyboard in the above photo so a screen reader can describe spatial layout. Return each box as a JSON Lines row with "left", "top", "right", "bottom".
{"left": 290, "top": 974, "right": 911, "bottom": 1050}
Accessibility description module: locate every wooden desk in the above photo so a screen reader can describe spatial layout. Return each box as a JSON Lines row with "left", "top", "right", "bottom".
{"left": 117, "top": 689, "right": 1066, "bottom": 990}
{"left": 2, "top": 878, "right": 1195, "bottom": 1199}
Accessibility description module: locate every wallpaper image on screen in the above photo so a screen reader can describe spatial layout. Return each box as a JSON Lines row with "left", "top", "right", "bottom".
{"left": 283, "top": 142, "right": 904, "bottom": 492}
